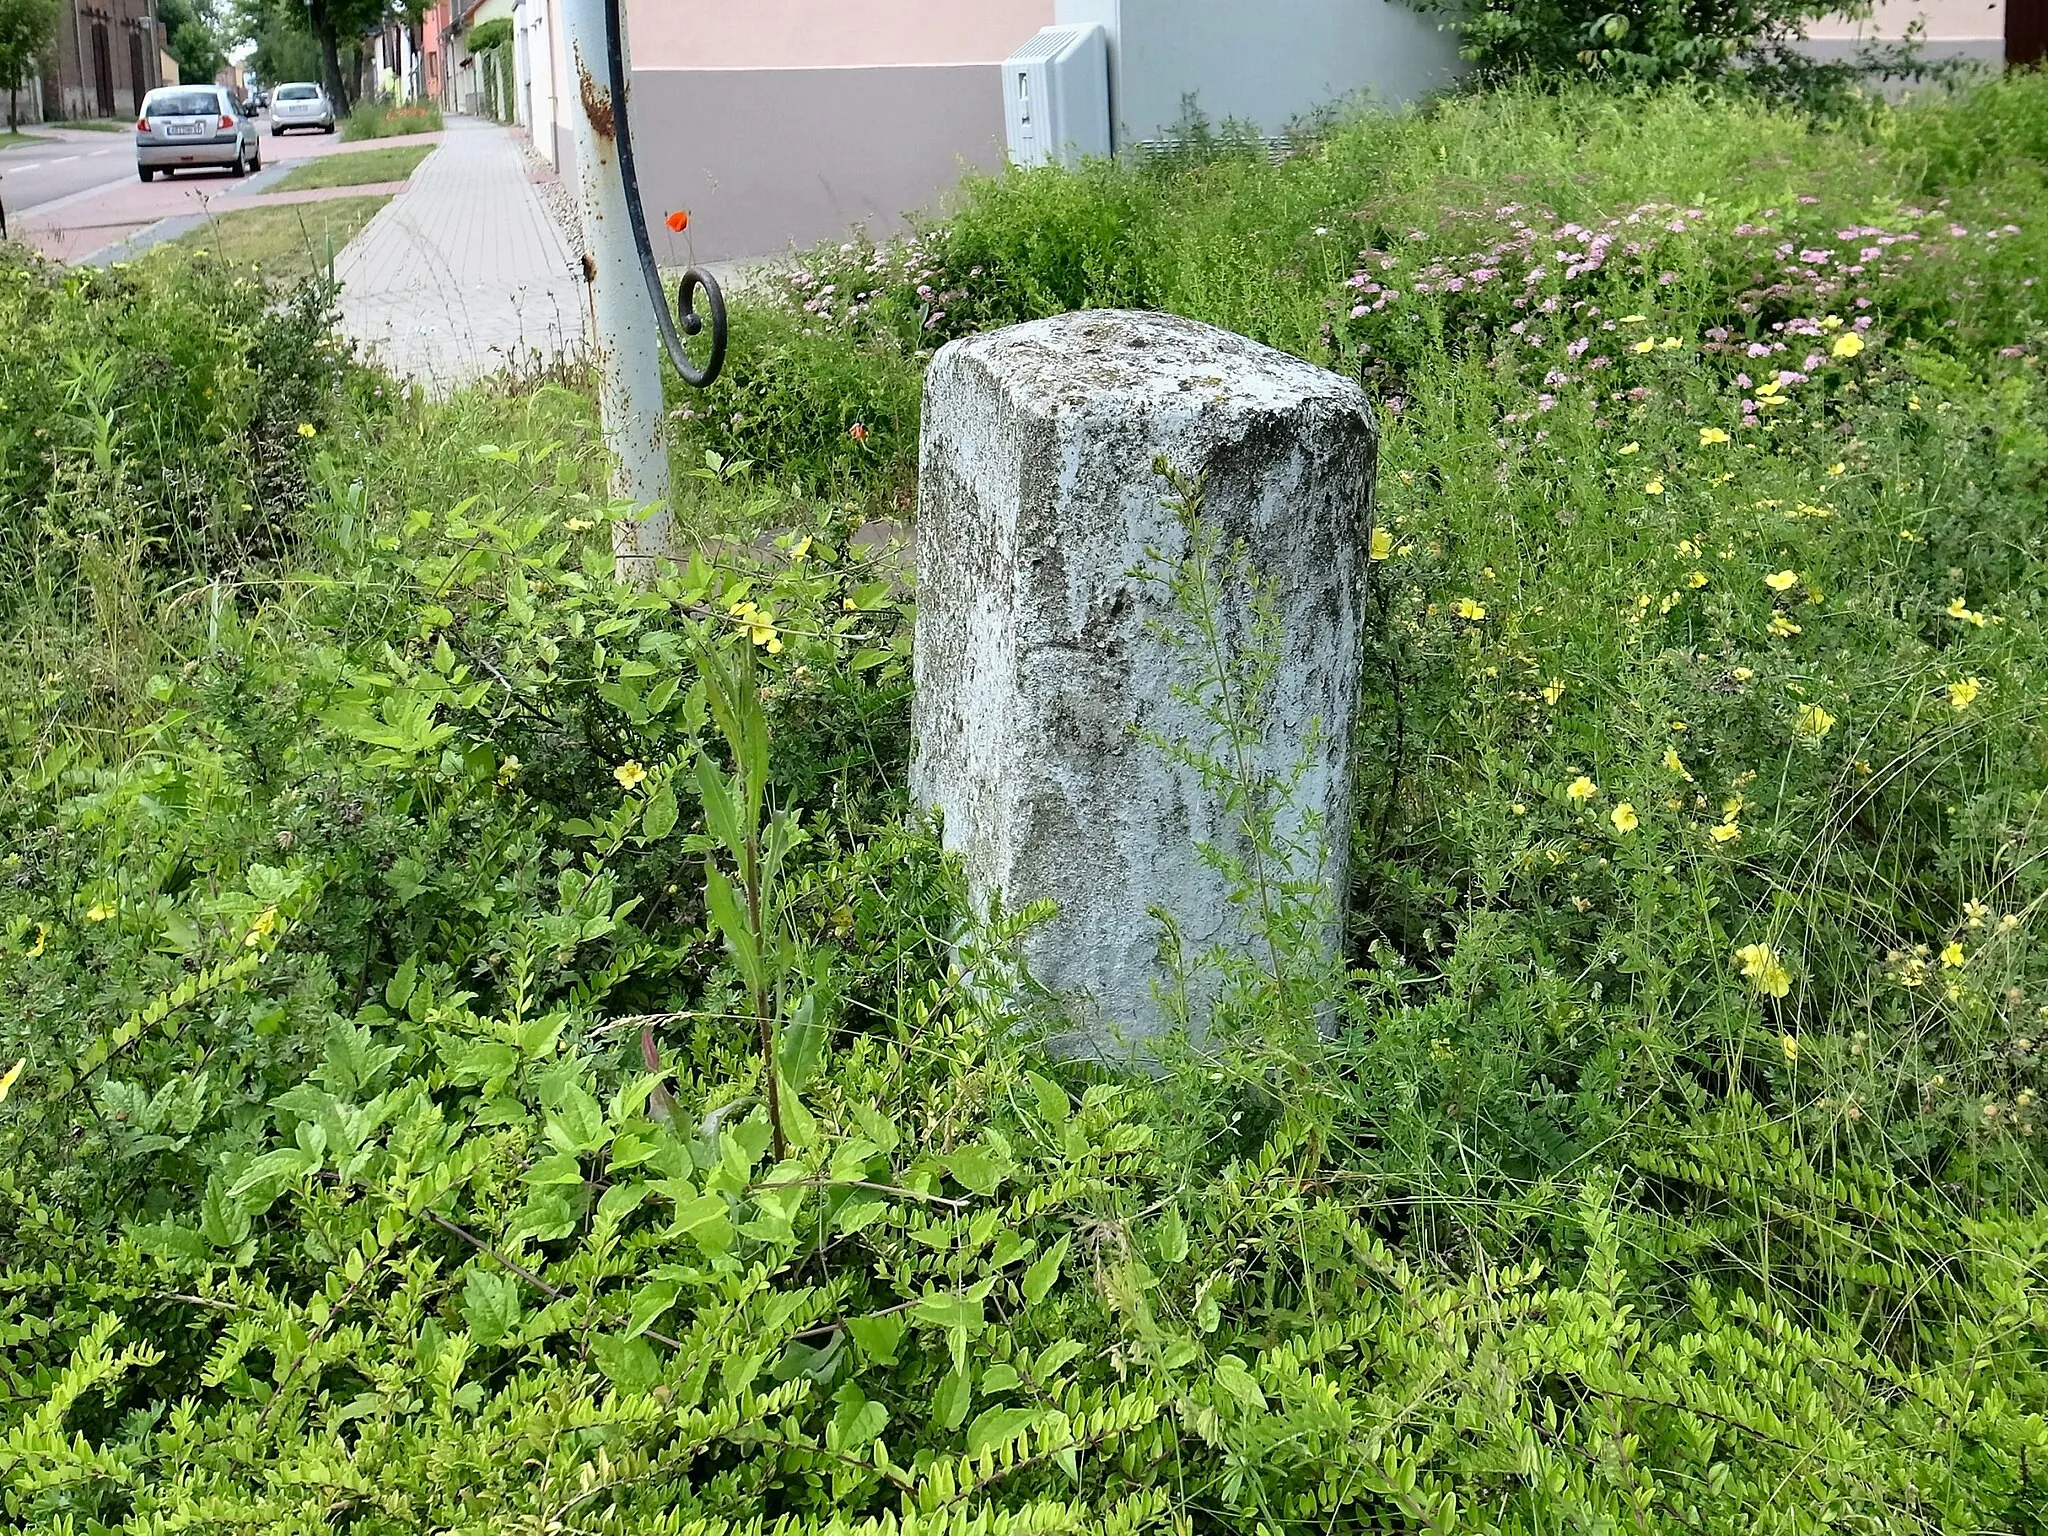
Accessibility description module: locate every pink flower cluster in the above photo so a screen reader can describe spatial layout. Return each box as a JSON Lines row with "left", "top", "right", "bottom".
{"left": 1342, "top": 202, "right": 1710, "bottom": 321}
{"left": 779, "top": 230, "right": 982, "bottom": 343}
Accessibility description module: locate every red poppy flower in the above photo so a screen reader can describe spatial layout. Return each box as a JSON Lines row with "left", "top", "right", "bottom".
{"left": 665, "top": 210, "right": 689, "bottom": 233}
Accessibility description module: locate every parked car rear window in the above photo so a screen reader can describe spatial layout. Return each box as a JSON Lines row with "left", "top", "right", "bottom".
{"left": 276, "top": 85, "right": 320, "bottom": 101}
{"left": 145, "top": 90, "right": 222, "bottom": 116}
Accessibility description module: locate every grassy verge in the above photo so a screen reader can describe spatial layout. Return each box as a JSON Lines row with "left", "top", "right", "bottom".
{"left": 163, "top": 193, "right": 390, "bottom": 285}
{"left": 340, "top": 99, "right": 443, "bottom": 141}
{"left": 4, "top": 78, "right": 2048, "bottom": 1534}
{"left": 0, "top": 130, "right": 49, "bottom": 150}
{"left": 266, "top": 143, "right": 435, "bottom": 192}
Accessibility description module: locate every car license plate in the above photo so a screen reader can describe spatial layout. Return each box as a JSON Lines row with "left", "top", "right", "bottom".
{"left": 167, "top": 122, "right": 204, "bottom": 137}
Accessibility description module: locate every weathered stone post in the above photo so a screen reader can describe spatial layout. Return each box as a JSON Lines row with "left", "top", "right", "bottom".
{"left": 912, "top": 310, "right": 1376, "bottom": 1054}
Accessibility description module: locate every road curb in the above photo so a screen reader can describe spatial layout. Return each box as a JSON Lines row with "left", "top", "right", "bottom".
{"left": 86, "top": 215, "right": 205, "bottom": 266}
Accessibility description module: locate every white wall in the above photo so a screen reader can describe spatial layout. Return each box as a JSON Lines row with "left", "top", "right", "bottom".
{"left": 516, "top": 0, "right": 560, "bottom": 163}
{"left": 1807, "top": 0, "right": 2004, "bottom": 42}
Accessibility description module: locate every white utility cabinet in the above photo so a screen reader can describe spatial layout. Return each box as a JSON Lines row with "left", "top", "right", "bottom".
{"left": 1002, "top": 23, "right": 1113, "bottom": 169}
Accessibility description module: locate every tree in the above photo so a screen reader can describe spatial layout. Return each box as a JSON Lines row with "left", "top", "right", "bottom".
{"left": 0, "top": 0, "right": 60, "bottom": 132}
{"left": 229, "top": 0, "right": 319, "bottom": 86}
{"left": 227, "top": 0, "right": 372, "bottom": 109}
{"left": 159, "top": 0, "right": 226, "bottom": 88}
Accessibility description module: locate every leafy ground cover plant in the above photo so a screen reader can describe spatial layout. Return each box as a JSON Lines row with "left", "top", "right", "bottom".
{"left": 5, "top": 75, "right": 2048, "bottom": 1533}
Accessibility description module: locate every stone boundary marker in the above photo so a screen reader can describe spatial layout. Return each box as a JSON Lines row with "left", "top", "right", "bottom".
{"left": 913, "top": 309, "right": 1376, "bottom": 1055}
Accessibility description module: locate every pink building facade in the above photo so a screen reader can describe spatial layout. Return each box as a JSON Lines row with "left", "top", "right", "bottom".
{"left": 538, "top": 0, "right": 2021, "bottom": 265}
{"left": 562, "top": 0, "right": 1052, "bottom": 263}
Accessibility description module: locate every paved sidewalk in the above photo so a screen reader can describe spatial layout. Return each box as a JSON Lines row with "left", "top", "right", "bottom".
{"left": 336, "top": 116, "right": 586, "bottom": 390}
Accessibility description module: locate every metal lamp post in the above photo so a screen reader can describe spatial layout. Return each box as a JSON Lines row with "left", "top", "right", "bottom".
{"left": 560, "top": 0, "right": 726, "bottom": 576}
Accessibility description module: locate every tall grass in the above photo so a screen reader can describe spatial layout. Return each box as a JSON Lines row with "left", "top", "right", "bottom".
{"left": 340, "top": 98, "right": 444, "bottom": 142}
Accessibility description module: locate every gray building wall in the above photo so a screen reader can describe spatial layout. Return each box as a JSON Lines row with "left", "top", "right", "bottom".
{"left": 1055, "top": 0, "right": 1462, "bottom": 146}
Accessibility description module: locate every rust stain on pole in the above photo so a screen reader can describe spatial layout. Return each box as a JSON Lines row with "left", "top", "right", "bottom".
{"left": 582, "top": 252, "right": 598, "bottom": 283}
{"left": 577, "top": 62, "right": 616, "bottom": 141}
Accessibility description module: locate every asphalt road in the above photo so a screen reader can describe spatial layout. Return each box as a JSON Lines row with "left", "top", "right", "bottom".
{"left": 0, "top": 129, "right": 140, "bottom": 220}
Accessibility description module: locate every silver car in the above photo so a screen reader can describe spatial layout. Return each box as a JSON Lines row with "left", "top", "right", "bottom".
{"left": 270, "top": 82, "right": 337, "bottom": 136}
{"left": 136, "top": 86, "right": 261, "bottom": 181}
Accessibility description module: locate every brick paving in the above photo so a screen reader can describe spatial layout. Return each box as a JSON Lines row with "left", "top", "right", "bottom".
{"left": 335, "top": 116, "right": 586, "bottom": 390}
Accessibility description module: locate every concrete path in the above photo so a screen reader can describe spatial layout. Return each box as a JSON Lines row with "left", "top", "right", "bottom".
{"left": 335, "top": 115, "right": 586, "bottom": 391}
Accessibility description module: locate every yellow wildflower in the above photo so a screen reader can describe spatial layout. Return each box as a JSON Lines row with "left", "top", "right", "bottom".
{"left": 1947, "top": 677, "right": 1982, "bottom": 712}
{"left": 1611, "top": 803, "right": 1639, "bottom": 834}
{"left": 1699, "top": 427, "right": 1730, "bottom": 446}
{"left": 1946, "top": 596, "right": 1988, "bottom": 628}
{"left": 1764, "top": 570, "right": 1799, "bottom": 592}
{"left": 1941, "top": 941, "right": 1967, "bottom": 969}
{"left": 1452, "top": 597, "right": 1487, "bottom": 621}
{"left": 1781, "top": 1033, "right": 1800, "bottom": 1062}
{"left": 1710, "top": 821, "right": 1743, "bottom": 844}
{"left": 1370, "top": 526, "right": 1394, "bottom": 561}
{"left": 1620, "top": 314, "right": 1647, "bottom": 323}
{"left": 1663, "top": 746, "right": 1692, "bottom": 780}
{"left": 1567, "top": 775, "right": 1599, "bottom": 805}
{"left": 0, "top": 1058, "right": 22, "bottom": 1104}
{"left": 497, "top": 755, "right": 522, "bottom": 785}
{"left": 27, "top": 923, "right": 47, "bottom": 959}
{"left": 1542, "top": 678, "right": 1566, "bottom": 706}
{"left": 728, "top": 598, "right": 786, "bottom": 653}
{"left": 86, "top": 902, "right": 114, "bottom": 922}
{"left": 1827, "top": 462, "right": 1846, "bottom": 476}
{"left": 1831, "top": 333, "right": 1865, "bottom": 359}
{"left": 297, "top": 422, "right": 317, "bottom": 438}
{"left": 1619, "top": 442, "right": 1641, "bottom": 456}
{"left": 1795, "top": 704, "right": 1836, "bottom": 739}
{"left": 244, "top": 907, "right": 279, "bottom": 949}
{"left": 1734, "top": 941, "right": 1792, "bottom": 998}
{"left": 1687, "top": 570, "right": 1709, "bottom": 588}
{"left": 1644, "top": 478, "right": 1664, "bottom": 495}
{"left": 1768, "top": 614, "right": 1802, "bottom": 638}
{"left": 614, "top": 760, "right": 648, "bottom": 791}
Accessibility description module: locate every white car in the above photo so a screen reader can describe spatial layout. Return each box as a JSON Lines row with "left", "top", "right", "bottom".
{"left": 136, "top": 86, "right": 262, "bottom": 181}
{"left": 270, "top": 83, "right": 337, "bottom": 135}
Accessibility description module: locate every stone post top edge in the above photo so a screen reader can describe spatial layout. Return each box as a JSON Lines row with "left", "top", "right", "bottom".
{"left": 927, "top": 308, "right": 1375, "bottom": 418}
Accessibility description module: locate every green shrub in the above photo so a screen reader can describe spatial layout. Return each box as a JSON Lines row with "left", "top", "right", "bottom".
{"left": 673, "top": 300, "right": 923, "bottom": 498}
{"left": 464, "top": 16, "right": 512, "bottom": 52}
{"left": 0, "top": 246, "right": 356, "bottom": 581}
{"left": 341, "top": 98, "right": 444, "bottom": 142}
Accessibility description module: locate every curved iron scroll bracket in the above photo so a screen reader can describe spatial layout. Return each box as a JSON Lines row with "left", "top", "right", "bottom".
{"left": 602, "top": 0, "right": 726, "bottom": 389}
